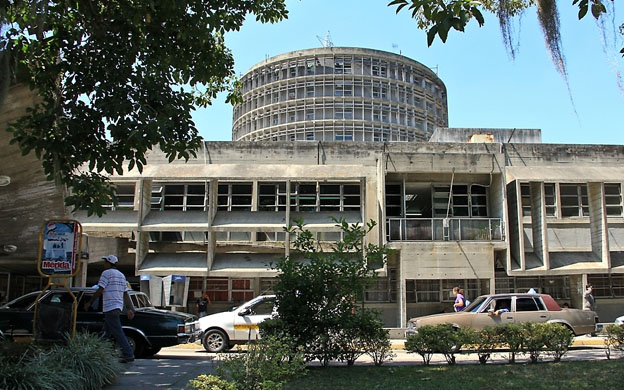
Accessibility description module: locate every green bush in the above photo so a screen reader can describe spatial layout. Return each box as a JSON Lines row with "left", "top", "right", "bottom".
{"left": 543, "top": 323, "right": 574, "bottom": 362}
{"left": 334, "top": 309, "right": 389, "bottom": 366}
{"left": 364, "top": 326, "right": 395, "bottom": 366}
{"left": 462, "top": 327, "right": 500, "bottom": 365}
{"left": 605, "top": 324, "right": 624, "bottom": 360}
{"left": 495, "top": 323, "right": 525, "bottom": 363}
{"left": 187, "top": 375, "right": 236, "bottom": 390}
{"left": 404, "top": 324, "right": 467, "bottom": 365}
{"left": 217, "top": 335, "right": 306, "bottom": 390}
{"left": 0, "top": 332, "right": 119, "bottom": 390}
{"left": 521, "top": 323, "right": 550, "bottom": 363}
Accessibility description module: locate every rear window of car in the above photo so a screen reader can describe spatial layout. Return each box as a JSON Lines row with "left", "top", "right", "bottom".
{"left": 516, "top": 297, "right": 541, "bottom": 312}
{"left": 2, "top": 292, "right": 40, "bottom": 310}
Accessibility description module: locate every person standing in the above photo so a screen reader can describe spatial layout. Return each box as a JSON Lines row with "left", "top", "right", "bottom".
{"left": 583, "top": 284, "right": 596, "bottom": 311}
{"left": 453, "top": 287, "right": 466, "bottom": 312}
{"left": 84, "top": 255, "right": 136, "bottom": 363}
{"left": 196, "top": 290, "right": 211, "bottom": 318}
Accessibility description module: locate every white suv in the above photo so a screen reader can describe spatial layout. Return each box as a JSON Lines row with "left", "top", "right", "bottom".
{"left": 191, "top": 295, "right": 276, "bottom": 352}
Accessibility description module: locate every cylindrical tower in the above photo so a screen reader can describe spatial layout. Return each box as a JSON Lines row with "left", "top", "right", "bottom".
{"left": 232, "top": 47, "right": 448, "bottom": 142}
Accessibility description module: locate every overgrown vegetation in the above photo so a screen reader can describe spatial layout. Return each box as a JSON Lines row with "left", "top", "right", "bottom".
{"left": 260, "top": 218, "right": 393, "bottom": 366}
{"left": 0, "top": 332, "right": 121, "bottom": 390}
{"left": 405, "top": 322, "right": 574, "bottom": 365}
{"left": 604, "top": 323, "right": 624, "bottom": 360}
{"left": 0, "top": 0, "right": 288, "bottom": 215}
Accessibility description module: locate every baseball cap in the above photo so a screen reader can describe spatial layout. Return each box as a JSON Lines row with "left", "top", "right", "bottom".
{"left": 102, "top": 255, "right": 119, "bottom": 264}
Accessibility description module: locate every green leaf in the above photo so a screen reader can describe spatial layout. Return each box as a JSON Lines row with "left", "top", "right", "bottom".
{"left": 427, "top": 25, "right": 439, "bottom": 46}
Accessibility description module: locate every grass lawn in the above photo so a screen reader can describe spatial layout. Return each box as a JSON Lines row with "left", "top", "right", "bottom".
{"left": 285, "top": 360, "right": 624, "bottom": 389}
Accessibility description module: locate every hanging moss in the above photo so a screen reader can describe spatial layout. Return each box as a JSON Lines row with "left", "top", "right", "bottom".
{"left": 536, "top": 0, "right": 567, "bottom": 77}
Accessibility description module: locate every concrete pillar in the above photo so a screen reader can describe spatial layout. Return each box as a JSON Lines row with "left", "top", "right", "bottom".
{"left": 569, "top": 274, "right": 585, "bottom": 310}
{"left": 285, "top": 180, "right": 291, "bottom": 258}
{"left": 398, "top": 254, "right": 406, "bottom": 328}
{"left": 587, "top": 182, "right": 610, "bottom": 266}
{"left": 529, "top": 182, "right": 549, "bottom": 269}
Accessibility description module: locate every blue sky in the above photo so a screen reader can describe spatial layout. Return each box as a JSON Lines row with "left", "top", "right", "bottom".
{"left": 192, "top": 0, "right": 623, "bottom": 145}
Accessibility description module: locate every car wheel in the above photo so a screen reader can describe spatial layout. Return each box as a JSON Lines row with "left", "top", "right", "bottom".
{"left": 202, "top": 329, "right": 229, "bottom": 353}
{"left": 126, "top": 332, "right": 145, "bottom": 358}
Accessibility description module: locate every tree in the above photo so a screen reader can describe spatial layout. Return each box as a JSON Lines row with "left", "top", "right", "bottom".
{"left": 388, "top": 0, "right": 621, "bottom": 81}
{"left": 0, "top": 1, "right": 288, "bottom": 216}
{"left": 260, "top": 217, "right": 392, "bottom": 365}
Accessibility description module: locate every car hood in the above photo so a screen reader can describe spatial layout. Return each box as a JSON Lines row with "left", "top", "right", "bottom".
{"left": 408, "top": 311, "right": 469, "bottom": 324}
{"left": 136, "top": 307, "right": 196, "bottom": 322}
{"left": 198, "top": 310, "right": 234, "bottom": 327}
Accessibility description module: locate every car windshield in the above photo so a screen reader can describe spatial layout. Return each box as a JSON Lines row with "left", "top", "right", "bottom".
{"left": 465, "top": 296, "right": 488, "bottom": 313}
{"left": 1, "top": 291, "right": 40, "bottom": 310}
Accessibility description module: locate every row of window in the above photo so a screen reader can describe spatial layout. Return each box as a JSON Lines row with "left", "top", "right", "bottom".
{"left": 240, "top": 55, "right": 444, "bottom": 98}
{"left": 106, "top": 182, "right": 361, "bottom": 212}
{"left": 520, "top": 183, "right": 623, "bottom": 218}
{"left": 386, "top": 183, "right": 489, "bottom": 218}
{"left": 234, "top": 78, "right": 444, "bottom": 120}
{"left": 234, "top": 104, "right": 435, "bottom": 135}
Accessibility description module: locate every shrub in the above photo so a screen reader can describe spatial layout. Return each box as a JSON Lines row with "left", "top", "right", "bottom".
{"left": 0, "top": 333, "right": 120, "bottom": 390}
{"left": 495, "top": 323, "right": 525, "bottom": 363}
{"left": 605, "top": 324, "right": 624, "bottom": 360}
{"left": 543, "top": 323, "right": 574, "bottom": 362}
{"left": 462, "top": 327, "right": 499, "bottom": 365}
{"left": 404, "top": 324, "right": 467, "bottom": 365}
{"left": 187, "top": 375, "right": 236, "bottom": 390}
{"left": 521, "top": 323, "right": 550, "bottom": 363}
{"left": 334, "top": 309, "right": 389, "bottom": 366}
{"left": 217, "top": 335, "right": 306, "bottom": 390}
{"left": 364, "top": 326, "right": 396, "bottom": 366}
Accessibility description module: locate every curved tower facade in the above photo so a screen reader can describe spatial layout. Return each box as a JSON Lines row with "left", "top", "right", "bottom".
{"left": 232, "top": 47, "right": 448, "bottom": 142}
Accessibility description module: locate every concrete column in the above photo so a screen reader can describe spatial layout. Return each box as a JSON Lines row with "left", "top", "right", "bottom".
{"left": 569, "top": 274, "right": 585, "bottom": 310}
{"left": 529, "top": 182, "right": 549, "bottom": 269}
{"left": 398, "top": 254, "right": 406, "bottom": 328}
{"left": 285, "top": 180, "right": 291, "bottom": 258}
{"left": 587, "top": 182, "right": 610, "bottom": 266}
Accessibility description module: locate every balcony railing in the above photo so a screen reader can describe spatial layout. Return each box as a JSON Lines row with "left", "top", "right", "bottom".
{"left": 386, "top": 217, "right": 504, "bottom": 241}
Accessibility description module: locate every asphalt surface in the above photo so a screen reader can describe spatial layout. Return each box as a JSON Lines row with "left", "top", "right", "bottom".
{"left": 104, "top": 336, "right": 612, "bottom": 390}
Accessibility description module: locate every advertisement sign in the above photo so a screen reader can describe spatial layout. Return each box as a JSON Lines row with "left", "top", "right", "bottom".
{"left": 38, "top": 220, "right": 82, "bottom": 277}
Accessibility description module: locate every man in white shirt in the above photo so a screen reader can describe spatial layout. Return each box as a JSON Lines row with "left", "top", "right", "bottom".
{"left": 84, "top": 255, "right": 135, "bottom": 363}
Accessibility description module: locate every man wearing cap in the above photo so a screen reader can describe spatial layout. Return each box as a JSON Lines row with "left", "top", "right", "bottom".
{"left": 84, "top": 254, "right": 136, "bottom": 363}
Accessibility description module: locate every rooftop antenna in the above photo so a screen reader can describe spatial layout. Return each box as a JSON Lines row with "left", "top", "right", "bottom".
{"left": 316, "top": 31, "right": 334, "bottom": 48}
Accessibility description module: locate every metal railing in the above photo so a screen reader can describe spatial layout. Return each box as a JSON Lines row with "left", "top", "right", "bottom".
{"left": 386, "top": 217, "right": 504, "bottom": 241}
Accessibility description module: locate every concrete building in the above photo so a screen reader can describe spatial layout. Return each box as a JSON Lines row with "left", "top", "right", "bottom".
{"left": 67, "top": 137, "right": 624, "bottom": 325}
{"left": 2, "top": 53, "right": 624, "bottom": 326}
{"left": 232, "top": 47, "right": 448, "bottom": 142}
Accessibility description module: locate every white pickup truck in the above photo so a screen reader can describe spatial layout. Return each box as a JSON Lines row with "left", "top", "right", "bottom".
{"left": 191, "top": 295, "right": 276, "bottom": 352}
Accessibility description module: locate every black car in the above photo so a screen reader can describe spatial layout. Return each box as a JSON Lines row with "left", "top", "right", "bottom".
{"left": 0, "top": 288, "right": 200, "bottom": 358}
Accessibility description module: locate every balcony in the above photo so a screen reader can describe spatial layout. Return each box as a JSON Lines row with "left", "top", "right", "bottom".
{"left": 386, "top": 218, "right": 504, "bottom": 241}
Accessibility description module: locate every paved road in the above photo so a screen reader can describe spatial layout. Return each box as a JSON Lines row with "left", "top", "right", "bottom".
{"left": 104, "top": 336, "right": 612, "bottom": 390}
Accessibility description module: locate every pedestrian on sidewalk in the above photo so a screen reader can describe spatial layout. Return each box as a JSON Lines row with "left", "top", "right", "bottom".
{"left": 583, "top": 284, "right": 596, "bottom": 311}
{"left": 453, "top": 287, "right": 466, "bottom": 312}
{"left": 84, "top": 254, "right": 136, "bottom": 363}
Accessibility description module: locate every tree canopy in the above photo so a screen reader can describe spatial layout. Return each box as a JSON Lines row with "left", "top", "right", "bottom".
{"left": 0, "top": 0, "right": 287, "bottom": 216}
{"left": 388, "top": 0, "right": 621, "bottom": 80}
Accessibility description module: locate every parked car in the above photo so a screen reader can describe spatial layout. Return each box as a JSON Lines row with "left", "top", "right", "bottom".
{"left": 405, "top": 293, "right": 598, "bottom": 337}
{"left": 615, "top": 315, "right": 624, "bottom": 326}
{"left": 0, "top": 288, "right": 201, "bottom": 358}
{"left": 190, "top": 295, "right": 276, "bottom": 352}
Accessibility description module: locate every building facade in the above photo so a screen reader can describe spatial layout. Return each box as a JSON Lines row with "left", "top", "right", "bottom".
{"left": 232, "top": 47, "right": 448, "bottom": 142}
{"left": 67, "top": 138, "right": 624, "bottom": 325}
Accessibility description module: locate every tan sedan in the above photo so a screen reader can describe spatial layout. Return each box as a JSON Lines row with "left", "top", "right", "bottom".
{"left": 405, "top": 293, "right": 597, "bottom": 337}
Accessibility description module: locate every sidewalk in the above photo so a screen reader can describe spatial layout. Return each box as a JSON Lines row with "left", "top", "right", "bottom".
{"left": 104, "top": 336, "right": 610, "bottom": 390}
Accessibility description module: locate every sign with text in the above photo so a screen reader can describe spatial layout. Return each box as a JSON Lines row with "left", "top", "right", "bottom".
{"left": 38, "top": 220, "right": 82, "bottom": 277}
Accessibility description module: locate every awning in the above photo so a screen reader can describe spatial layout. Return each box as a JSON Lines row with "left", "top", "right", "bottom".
{"left": 141, "top": 210, "right": 210, "bottom": 231}
{"left": 211, "top": 210, "right": 362, "bottom": 232}
{"left": 75, "top": 210, "right": 139, "bottom": 232}
{"left": 139, "top": 253, "right": 208, "bottom": 276}
{"left": 212, "top": 211, "right": 287, "bottom": 232}
{"left": 138, "top": 252, "right": 282, "bottom": 277}
{"left": 210, "top": 253, "right": 281, "bottom": 277}
{"left": 506, "top": 166, "right": 624, "bottom": 184}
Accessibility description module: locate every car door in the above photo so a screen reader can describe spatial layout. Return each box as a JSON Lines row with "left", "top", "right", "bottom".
{"left": 512, "top": 297, "right": 550, "bottom": 324}
{"left": 76, "top": 292, "right": 104, "bottom": 334}
{"left": 470, "top": 297, "right": 515, "bottom": 329}
{"left": 234, "top": 297, "right": 276, "bottom": 341}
